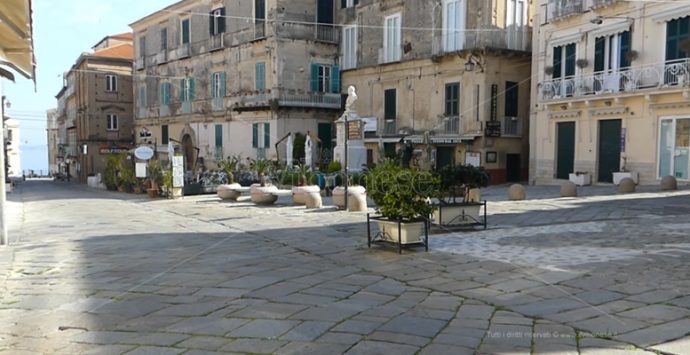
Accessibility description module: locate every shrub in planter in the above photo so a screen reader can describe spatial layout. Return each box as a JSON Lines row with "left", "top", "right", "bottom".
{"left": 433, "top": 165, "right": 490, "bottom": 226}
{"left": 366, "top": 161, "right": 439, "bottom": 243}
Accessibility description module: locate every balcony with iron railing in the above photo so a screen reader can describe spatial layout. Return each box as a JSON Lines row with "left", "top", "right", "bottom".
{"left": 253, "top": 22, "right": 266, "bottom": 40}
{"left": 547, "top": 0, "right": 585, "bottom": 22}
{"left": 590, "top": 0, "right": 621, "bottom": 9}
{"left": 210, "top": 33, "right": 225, "bottom": 51}
{"left": 540, "top": 58, "right": 690, "bottom": 101}
{"left": 432, "top": 27, "right": 532, "bottom": 55}
{"left": 502, "top": 116, "right": 523, "bottom": 137}
{"left": 233, "top": 88, "right": 341, "bottom": 110}
{"left": 436, "top": 116, "right": 460, "bottom": 135}
{"left": 276, "top": 22, "right": 339, "bottom": 44}
{"left": 379, "top": 119, "right": 397, "bottom": 136}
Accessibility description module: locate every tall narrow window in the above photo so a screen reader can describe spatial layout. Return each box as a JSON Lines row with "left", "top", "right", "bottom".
{"left": 180, "top": 78, "right": 195, "bottom": 102}
{"left": 384, "top": 89, "right": 396, "bottom": 120}
{"left": 552, "top": 43, "right": 576, "bottom": 78}
{"left": 505, "top": 81, "right": 519, "bottom": 117}
{"left": 211, "top": 72, "right": 226, "bottom": 98}
{"left": 181, "top": 18, "right": 190, "bottom": 44}
{"left": 384, "top": 13, "right": 401, "bottom": 63}
{"left": 255, "top": 62, "right": 265, "bottom": 91}
{"left": 342, "top": 25, "right": 357, "bottom": 70}
{"left": 162, "top": 124, "right": 169, "bottom": 144}
{"left": 160, "top": 28, "right": 167, "bottom": 51}
{"left": 443, "top": 0, "right": 465, "bottom": 52}
{"left": 666, "top": 16, "right": 690, "bottom": 62}
{"left": 138, "top": 35, "right": 146, "bottom": 57}
{"left": 105, "top": 75, "right": 117, "bottom": 92}
{"left": 215, "top": 124, "right": 223, "bottom": 148}
{"left": 210, "top": 8, "right": 226, "bottom": 35}
{"left": 263, "top": 123, "right": 270, "bottom": 148}
{"left": 506, "top": 0, "right": 527, "bottom": 50}
{"left": 138, "top": 85, "right": 147, "bottom": 108}
{"left": 445, "top": 83, "right": 459, "bottom": 116}
{"left": 252, "top": 123, "right": 259, "bottom": 148}
{"left": 106, "top": 114, "right": 119, "bottom": 131}
{"left": 160, "top": 82, "right": 171, "bottom": 105}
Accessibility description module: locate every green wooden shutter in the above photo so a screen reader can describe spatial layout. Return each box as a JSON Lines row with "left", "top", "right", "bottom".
{"left": 255, "top": 63, "right": 265, "bottom": 91}
{"left": 310, "top": 63, "right": 319, "bottom": 92}
{"left": 219, "top": 8, "right": 226, "bottom": 33}
{"left": 594, "top": 37, "right": 605, "bottom": 72}
{"left": 565, "top": 43, "right": 576, "bottom": 77}
{"left": 220, "top": 72, "right": 226, "bottom": 96}
{"left": 552, "top": 46, "right": 562, "bottom": 79}
{"left": 162, "top": 125, "right": 169, "bottom": 144}
{"left": 160, "top": 83, "right": 165, "bottom": 103}
{"left": 252, "top": 123, "right": 259, "bottom": 148}
{"left": 331, "top": 64, "right": 340, "bottom": 93}
{"left": 189, "top": 78, "right": 195, "bottom": 100}
{"left": 263, "top": 123, "right": 270, "bottom": 148}
{"left": 215, "top": 124, "right": 223, "bottom": 148}
{"left": 341, "top": 0, "right": 346, "bottom": 8}
{"left": 179, "top": 79, "right": 185, "bottom": 101}
{"left": 209, "top": 11, "right": 215, "bottom": 35}
{"left": 619, "top": 31, "right": 631, "bottom": 68}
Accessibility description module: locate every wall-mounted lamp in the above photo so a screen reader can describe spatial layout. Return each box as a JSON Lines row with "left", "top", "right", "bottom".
{"left": 590, "top": 16, "right": 632, "bottom": 25}
{"left": 464, "top": 54, "right": 484, "bottom": 73}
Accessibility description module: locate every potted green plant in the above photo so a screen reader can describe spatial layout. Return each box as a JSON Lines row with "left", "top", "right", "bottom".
{"left": 432, "top": 164, "right": 490, "bottom": 227}
{"left": 147, "top": 159, "right": 163, "bottom": 197}
{"left": 162, "top": 169, "right": 173, "bottom": 198}
{"left": 104, "top": 154, "right": 120, "bottom": 191}
{"left": 217, "top": 155, "right": 243, "bottom": 201}
{"left": 367, "top": 160, "right": 439, "bottom": 244}
{"left": 291, "top": 164, "right": 320, "bottom": 205}
{"left": 249, "top": 159, "right": 279, "bottom": 204}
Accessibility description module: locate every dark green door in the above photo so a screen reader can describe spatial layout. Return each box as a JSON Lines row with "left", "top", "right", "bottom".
{"left": 598, "top": 119, "right": 622, "bottom": 183}
{"left": 556, "top": 122, "right": 575, "bottom": 179}
{"left": 436, "top": 147, "right": 455, "bottom": 170}
{"left": 506, "top": 154, "right": 521, "bottom": 182}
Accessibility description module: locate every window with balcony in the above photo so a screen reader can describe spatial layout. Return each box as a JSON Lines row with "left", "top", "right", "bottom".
{"left": 342, "top": 25, "right": 357, "bottom": 70}
{"left": 215, "top": 124, "right": 223, "bottom": 160}
{"left": 138, "top": 35, "right": 146, "bottom": 56}
{"left": 252, "top": 122, "right": 270, "bottom": 149}
{"left": 310, "top": 63, "right": 340, "bottom": 93}
{"left": 552, "top": 43, "right": 576, "bottom": 96}
{"left": 160, "top": 27, "right": 167, "bottom": 51}
{"left": 443, "top": 0, "right": 465, "bottom": 52}
{"left": 105, "top": 75, "right": 117, "bottom": 92}
{"left": 341, "top": 0, "right": 358, "bottom": 8}
{"left": 443, "top": 83, "right": 460, "bottom": 134}
{"left": 181, "top": 18, "right": 190, "bottom": 44}
{"left": 255, "top": 62, "right": 265, "bottom": 91}
{"left": 106, "top": 114, "right": 118, "bottom": 131}
{"left": 507, "top": 0, "right": 528, "bottom": 51}
{"left": 210, "top": 8, "right": 226, "bottom": 35}
{"left": 384, "top": 13, "right": 401, "bottom": 62}
{"left": 504, "top": 81, "right": 520, "bottom": 135}
{"left": 594, "top": 30, "right": 630, "bottom": 91}
{"left": 211, "top": 72, "right": 226, "bottom": 98}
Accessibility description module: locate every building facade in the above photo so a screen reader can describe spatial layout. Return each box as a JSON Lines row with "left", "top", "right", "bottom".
{"left": 336, "top": 0, "right": 533, "bottom": 183}
{"left": 46, "top": 108, "right": 58, "bottom": 175}
{"left": 533, "top": 0, "right": 690, "bottom": 185}
{"left": 54, "top": 33, "right": 135, "bottom": 183}
{"left": 4, "top": 117, "right": 20, "bottom": 179}
{"left": 130, "top": 0, "right": 343, "bottom": 174}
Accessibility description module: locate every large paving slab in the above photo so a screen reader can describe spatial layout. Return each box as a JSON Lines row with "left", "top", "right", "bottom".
{"left": 1, "top": 181, "right": 689, "bottom": 354}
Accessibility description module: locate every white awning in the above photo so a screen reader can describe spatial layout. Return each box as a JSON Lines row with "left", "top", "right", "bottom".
{"left": 589, "top": 20, "right": 632, "bottom": 39}
{"left": 652, "top": 5, "right": 690, "bottom": 23}
{"left": 0, "top": 0, "right": 35, "bottom": 81}
{"left": 549, "top": 32, "right": 583, "bottom": 48}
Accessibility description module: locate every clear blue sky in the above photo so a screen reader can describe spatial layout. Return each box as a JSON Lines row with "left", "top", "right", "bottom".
{"left": 5, "top": 0, "right": 171, "bottom": 173}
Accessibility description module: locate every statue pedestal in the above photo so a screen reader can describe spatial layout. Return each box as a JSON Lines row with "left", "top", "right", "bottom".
{"left": 334, "top": 111, "right": 367, "bottom": 173}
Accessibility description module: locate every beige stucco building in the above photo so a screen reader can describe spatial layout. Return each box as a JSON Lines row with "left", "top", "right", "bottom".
{"left": 130, "top": 0, "right": 342, "bottom": 174}
{"left": 337, "top": 0, "right": 533, "bottom": 183}
{"left": 532, "top": 0, "right": 690, "bottom": 185}
{"left": 55, "top": 33, "right": 135, "bottom": 183}
{"left": 46, "top": 108, "right": 58, "bottom": 175}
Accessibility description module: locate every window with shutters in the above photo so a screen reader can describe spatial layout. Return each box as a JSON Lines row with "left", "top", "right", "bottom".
{"left": 251, "top": 123, "right": 270, "bottom": 149}
{"left": 106, "top": 114, "right": 119, "bottom": 131}
{"left": 310, "top": 63, "right": 339, "bottom": 93}
{"left": 443, "top": 0, "right": 465, "bottom": 52}
{"left": 255, "top": 63, "right": 265, "bottom": 91}
{"left": 384, "top": 89, "right": 396, "bottom": 120}
{"left": 341, "top": 0, "right": 358, "bottom": 8}
{"left": 160, "top": 82, "right": 171, "bottom": 105}
{"left": 105, "top": 75, "right": 117, "bottom": 92}
{"left": 138, "top": 85, "right": 147, "bottom": 108}
{"left": 317, "top": 65, "right": 331, "bottom": 93}
{"left": 211, "top": 72, "right": 226, "bottom": 98}
{"left": 445, "top": 83, "right": 459, "bottom": 116}
{"left": 138, "top": 35, "right": 146, "bottom": 57}
{"left": 215, "top": 124, "right": 223, "bottom": 148}
{"left": 504, "top": 81, "right": 518, "bottom": 117}
{"left": 180, "top": 78, "right": 194, "bottom": 102}
{"left": 211, "top": 8, "right": 226, "bottom": 35}
{"left": 383, "top": 13, "right": 401, "bottom": 63}
{"left": 342, "top": 25, "right": 357, "bottom": 70}
{"left": 160, "top": 27, "right": 167, "bottom": 51}
{"left": 181, "top": 18, "right": 190, "bottom": 44}
{"left": 552, "top": 43, "right": 576, "bottom": 79}
{"left": 594, "top": 31, "right": 631, "bottom": 73}
{"left": 162, "top": 125, "right": 169, "bottom": 144}
{"left": 666, "top": 17, "right": 690, "bottom": 61}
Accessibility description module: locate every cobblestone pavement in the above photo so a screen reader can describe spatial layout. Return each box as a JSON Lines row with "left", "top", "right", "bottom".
{"left": 1, "top": 180, "right": 689, "bottom": 354}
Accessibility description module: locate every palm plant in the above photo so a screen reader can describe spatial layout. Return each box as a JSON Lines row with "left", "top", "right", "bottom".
{"left": 219, "top": 155, "right": 241, "bottom": 184}
{"left": 252, "top": 159, "right": 273, "bottom": 187}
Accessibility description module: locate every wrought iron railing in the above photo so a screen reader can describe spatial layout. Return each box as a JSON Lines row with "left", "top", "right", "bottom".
{"left": 540, "top": 59, "right": 690, "bottom": 100}
{"left": 548, "top": 0, "right": 584, "bottom": 21}
{"left": 210, "top": 33, "right": 224, "bottom": 50}
{"left": 432, "top": 28, "right": 532, "bottom": 55}
{"left": 316, "top": 25, "right": 338, "bottom": 43}
{"left": 235, "top": 90, "right": 341, "bottom": 109}
{"left": 437, "top": 116, "right": 460, "bottom": 135}
{"left": 380, "top": 119, "right": 397, "bottom": 135}
{"left": 502, "top": 116, "right": 522, "bottom": 137}
{"left": 590, "top": 0, "right": 620, "bottom": 9}
{"left": 254, "top": 22, "right": 266, "bottom": 40}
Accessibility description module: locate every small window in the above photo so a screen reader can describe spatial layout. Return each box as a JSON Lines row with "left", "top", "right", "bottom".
{"left": 317, "top": 65, "right": 331, "bottom": 93}
{"left": 212, "top": 72, "right": 226, "bottom": 98}
{"left": 445, "top": 82, "right": 459, "bottom": 116}
{"left": 105, "top": 75, "right": 117, "bottom": 92}
{"left": 181, "top": 18, "right": 190, "bottom": 44}
{"left": 180, "top": 78, "right": 195, "bottom": 102}
{"left": 341, "top": 0, "right": 359, "bottom": 8}
{"left": 162, "top": 125, "right": 169, "bottom": 144}
{"left": 384, "top": 89, "right": 396, "bottom": 120}
{"left": 106, "top": 114, "right": 119, "bottom": 131}
{"left": 160, "top": 82, "right": 171, "bottom": 105}
{"left": 210, "top": 8, "right": 226, "bottom": 35}
{"left": 160, "top": 28, "right": 168, "bottom": 51}
{"left": 255, "top": 62, "right": 266, "bottom": 91}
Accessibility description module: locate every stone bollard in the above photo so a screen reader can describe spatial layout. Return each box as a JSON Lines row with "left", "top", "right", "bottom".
{"left": 660, "top": 175, "right": 678, "bottom": 191}
{"left": 560, "top": 181, "right": 578, "bottom": 197}
{"left": 508, "top": 184, "right": 526, "bottom": 200}
{"left": 305, "top": 191, "right": 323, "bottom": 209}
{"left": 618, "top": 178, "right": 636, "bottom": 194}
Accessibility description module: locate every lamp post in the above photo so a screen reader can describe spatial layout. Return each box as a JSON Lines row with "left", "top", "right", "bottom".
{"left": 344, "top": 111, "right": 349, "bottom": 211}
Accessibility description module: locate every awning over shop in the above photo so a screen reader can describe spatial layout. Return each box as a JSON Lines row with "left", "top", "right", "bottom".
{"left": 0, "top": 0, "right": 35, "bottom": 81}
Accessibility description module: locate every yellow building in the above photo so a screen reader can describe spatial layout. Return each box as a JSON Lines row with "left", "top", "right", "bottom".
{"left": 337, "top": 0, "right": 533, "bottom": 184}
{"left": 532, "top": 0, "right": 690, "bottom": 185}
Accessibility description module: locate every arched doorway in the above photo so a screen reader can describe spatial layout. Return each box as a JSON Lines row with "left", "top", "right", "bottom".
{"left": 182, "top": 134, "right": 195, "bottom": 172}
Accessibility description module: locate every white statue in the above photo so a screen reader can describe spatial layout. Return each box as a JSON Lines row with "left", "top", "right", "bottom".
{"left": 305, "top": 133, "right": 313, "bottom": 169}
{"left": 286, "top": 133, "right": 293, "bottom": 169}
{"left": 345, "top": 85, "right": 358, "bottom": 113}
